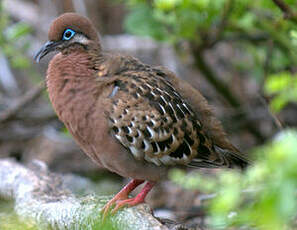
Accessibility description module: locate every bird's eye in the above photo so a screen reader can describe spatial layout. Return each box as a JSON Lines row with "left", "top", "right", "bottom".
{"left": 62, "top": 29, "right": 75, "bottom": 40}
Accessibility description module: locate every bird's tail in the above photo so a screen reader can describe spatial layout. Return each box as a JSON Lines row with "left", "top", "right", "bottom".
{"left": 188, "top": 146, "right": 251, "bottom": 170}
{"left": 214, "top": 145, "right": 250, "bottom": 170}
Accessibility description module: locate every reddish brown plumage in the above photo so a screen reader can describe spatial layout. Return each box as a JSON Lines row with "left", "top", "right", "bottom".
{"left": 47, "top": 49, "right": 167, "bottom": 181}
{"left": 37, "top": 13, "right": 249, "bottom": 215}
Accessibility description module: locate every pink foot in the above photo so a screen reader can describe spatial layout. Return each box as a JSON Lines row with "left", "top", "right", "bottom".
{"left": 111, "top": 181, "right": 155, "bottom": 214}
{"left": 101, "top": 179, "right": 144, "bottom": 219}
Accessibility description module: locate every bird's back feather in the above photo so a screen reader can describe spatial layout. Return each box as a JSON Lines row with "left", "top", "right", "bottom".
{"left": 98, "top": 56, "right": 250, "bottom": 169}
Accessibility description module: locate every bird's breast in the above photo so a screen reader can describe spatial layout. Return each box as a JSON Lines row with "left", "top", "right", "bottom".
{"left": 46, "top": 52, "right": 113, "bottom": 164}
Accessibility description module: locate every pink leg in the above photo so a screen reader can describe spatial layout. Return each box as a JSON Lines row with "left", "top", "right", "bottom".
{"left": 111, "top": 181, "right": 155, "bottom": 214}
{"left": 101, "top": 179, "right": 144, "bottom": 218}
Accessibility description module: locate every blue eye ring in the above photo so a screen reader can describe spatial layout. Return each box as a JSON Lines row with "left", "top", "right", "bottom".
{"left": 63, "top": 29, "right": 75, "bottom": 41}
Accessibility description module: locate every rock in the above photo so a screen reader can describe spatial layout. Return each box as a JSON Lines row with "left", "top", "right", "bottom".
{"left": 0, "top": 158, "right": 167, "bottom": 230}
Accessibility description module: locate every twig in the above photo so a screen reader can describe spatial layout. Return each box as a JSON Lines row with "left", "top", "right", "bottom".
{"left": 224, "top": 33, "right": 269, "bottom": 43}
{"left": 272, "top": 0, "right": 297, "bottom": 23}
{"left": 263, "top": 40, "right": 274, "bottom": 79}
{"left": 211, "top": 0, "right": 235, "bottom": 46}
{"left": 13, "top": 111, "right": 57, "bottom": 124}
{"left": 258, "top": 95, "right": 283, "bottom": 130}
{"left": 196, "top": 0, "right": 234, "bottom": 50}
{"left": 193, "top": 51, "right": 240, "bottom": 108}
{"left": 0, "top": 81, "right": 46, "bottom": 123}
{"left": 258, "top": 19, "right": 297, "bottom": 65}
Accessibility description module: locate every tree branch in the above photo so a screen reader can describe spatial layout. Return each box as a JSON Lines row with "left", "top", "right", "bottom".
{"left": 193, "top": 51, "right": 240, "bottom": 108}
{"left": 211, "top": 0, "right": 235, "bottom": 46}
{"left": 0, "top": 81, "right": 46, "bottom": 124}
{"left": 272, "top": 0, "right": 297, "bottom": 23}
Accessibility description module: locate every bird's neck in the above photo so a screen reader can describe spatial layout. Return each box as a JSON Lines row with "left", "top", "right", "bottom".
{"left": 61, "top": 43, "right": 103, "bottom": 68}
{"left": 47, "top": 49, "right": 100, "bottom": 124}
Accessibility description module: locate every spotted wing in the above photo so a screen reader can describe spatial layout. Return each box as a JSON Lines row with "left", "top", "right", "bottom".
{"left": 107, "top": 69, "right": 228, "bottom": 167}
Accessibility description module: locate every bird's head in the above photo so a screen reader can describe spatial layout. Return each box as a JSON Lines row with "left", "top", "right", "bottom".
{"left": 34, "top": 13, "right": 100, "bottom": 62}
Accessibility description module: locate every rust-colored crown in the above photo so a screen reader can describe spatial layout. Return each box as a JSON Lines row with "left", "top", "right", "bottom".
{"left": 48, "top": 13, "right": 99, "bottom": 43}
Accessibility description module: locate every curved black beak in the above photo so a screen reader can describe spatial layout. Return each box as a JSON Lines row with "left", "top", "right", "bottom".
{"left": 34, "top": 41, "right": 60, "bottom": 62}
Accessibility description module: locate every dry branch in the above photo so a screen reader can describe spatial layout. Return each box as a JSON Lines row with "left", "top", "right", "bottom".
{"left": 0, "top": 81, "right": 46, "bottom": 124}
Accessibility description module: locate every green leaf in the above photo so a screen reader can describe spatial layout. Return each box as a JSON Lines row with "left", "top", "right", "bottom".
{"left": 290, "top": 30, "right": 297, "bottom": 40}
{"left": 154, "top": 0, "right": 181, "bottom": 11}
{"left": 6, "top": 22, "right": 31, "bottom": 40}
{"left": 124, "top": 4, "right": 167, "bottom": 40}
{"left": 269, "top": 95, "right": 289, "bottom": 112}
{"left": 264, "top": 72, "right": 297, "bottom": 112}
{"left": 265, "top": 72, "right": 292, "bottom": 94}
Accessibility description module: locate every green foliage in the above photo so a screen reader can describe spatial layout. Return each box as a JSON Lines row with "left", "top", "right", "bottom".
{"left": 124, "top": 0, "right": 294, "bottom": 44}
{"left": 264, "top": 72, "right": 297, "bottom": 112}
{"left": 124, "top": 0, "right": 297, "bottom": 106}
{"left": 124, "top": 3, "right": 167, "bottom": 40}
{"left": 0, "top": 3, "right": 32, "bottom": 69}
{"left": 170, "top": 129, "right": 297, "bottom": 229}
{"left": 125, "top": 0, "right": 226, "bottom": 42}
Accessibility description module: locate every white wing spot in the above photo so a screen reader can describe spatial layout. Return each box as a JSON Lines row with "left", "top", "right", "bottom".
{"left": 147, "top": 126, "right": 156, "bottom": 139}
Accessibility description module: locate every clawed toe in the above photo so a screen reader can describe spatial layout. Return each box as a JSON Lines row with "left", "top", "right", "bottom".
{"left": 101, "top": 200, "right": 115, "bottom": 220}
{"left": 111, "top": 198, "right": 135, "bottom": 214}
{"left": 100, "top": 180, "right": 153, "bottom": 219}
{"left": 102, "top": 196, "right": 145, "bottom": 218}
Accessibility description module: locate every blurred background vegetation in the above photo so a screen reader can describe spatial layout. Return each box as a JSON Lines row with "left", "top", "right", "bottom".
{"left": 0, "top": 0, "right": 297, "bottom": 229}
